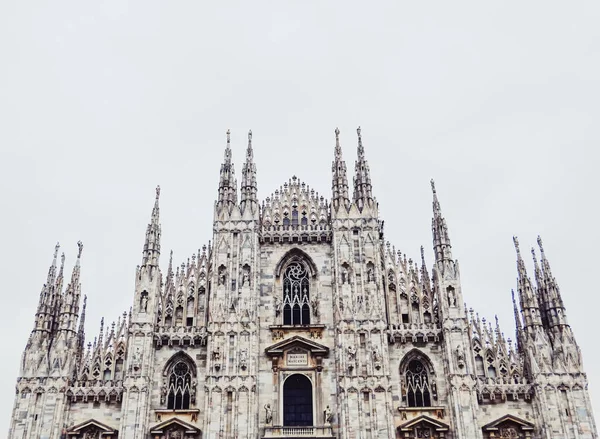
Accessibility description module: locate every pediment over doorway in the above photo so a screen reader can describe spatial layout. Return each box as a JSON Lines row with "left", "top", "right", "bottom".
{"left": 397, "top": 414, "right": 450, "bottom": 434}
{"left": 149, "top": 417, "right": 201, "bottom": 438}
{"left": 265, "top": 335, "right": 329, "bottom": 371}
{"left": 66, "top": 419, "right": 117, "bottom": 438}
{"left": 482, "top": 414, "right": 534, "bottom": 437}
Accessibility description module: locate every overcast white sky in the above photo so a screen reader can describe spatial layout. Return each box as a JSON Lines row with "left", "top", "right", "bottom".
{"left": 1, "top": 1, "right": 599, "bottom": 433}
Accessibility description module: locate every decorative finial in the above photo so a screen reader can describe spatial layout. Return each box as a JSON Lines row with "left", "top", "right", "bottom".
{"left": 226, "top": 129, "right": 231, "bottom": 144}
{"left": 430, "top": 179, "right": 436, "bottom": 194}
{"left": 357, "top": 126, "right": 362, "bottom": 148}
{"left": 77, "top": 241, "right": 83, "bottom": 258}
{"left": 248, "top": 130, "right": 252, "bottom": 142}
{"left": 513, "top": 236, "right": 521, "bottom": 255}
{"left": 357, "top": 126, "right": 361, "bottom": 137}
{"left": 420, "top": 245, "right": 425, "bottom": 262}
{"left": 54, "top": 242, "right": 60, "bottom": 259}
{"left": 155, "top": 186, "right": 161, "bottom": 200}
{"left": 335, "top": 127, "right": 340, "bottom": 138}
{"left": 537, "top": 235, "right": 544, "bottom": 254}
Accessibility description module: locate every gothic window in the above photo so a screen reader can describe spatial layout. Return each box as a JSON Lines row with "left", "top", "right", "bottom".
{"left": 283, "top": 262, "right": 310, "bottom": 325}
{"left": 405, "top": 360, "right": 432, "bottom": 407}
{"left": 167, "top": 360, "right": 192, "bottom": 410}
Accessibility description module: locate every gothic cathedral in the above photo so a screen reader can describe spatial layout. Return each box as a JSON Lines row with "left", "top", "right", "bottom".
{"left": 9, "top": 129, "right": 597, "bottom": 439}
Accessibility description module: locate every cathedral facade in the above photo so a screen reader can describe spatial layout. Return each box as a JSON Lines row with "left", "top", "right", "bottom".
{"left": 9, "top": 128, "right": 597, "bottom": 439}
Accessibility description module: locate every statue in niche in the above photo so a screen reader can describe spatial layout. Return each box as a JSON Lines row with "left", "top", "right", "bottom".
{"left": 140, "top": 291, "right": 148, "bottom": 313}
{"left": 311, "top": 297, "right": 319, "bottom": 317}
{"left": 274, "top": 296, "right": 282, "bottom": 317}
{"left": 447, "top": 287, "right": 457, "bottom": 307}
{"left": 372, "top": 347, "right": 382, "bottom": 370}
{"left": 218, "top": 266, "right": 226, "bottom": 286}
{"left": 240, "top": 348, "right": 248, "bottom": 370}
{"left": 456, "top": 345, "right": 465, "bottom": 369}
{"left": 347, "top": 345, "right": 356, "bottom": 361}
{"left": 241, "top": 266, "right": 250, "bottom": 287}
{"left": 264, "top": 404, "right": 273, "bottom": 424}
{"left": 212, "top": 346, "right": 221, "bottom": 362}
{"left": 366, "top": 266, "right": 375, "bottom": 283}
{"left": 131, "top": 347, "right": 142, "bottom": 372}
{"left": 191, "top": 379, "right": 197, "bottom": 403}
{"left": 324, "top": 405, "right": 333, "bottom": 423}
{"left": 341, "top": 266, "right": 349, "bottom": 284}
{"left": 160, "top": 383, "right": 167, "bottom": 405}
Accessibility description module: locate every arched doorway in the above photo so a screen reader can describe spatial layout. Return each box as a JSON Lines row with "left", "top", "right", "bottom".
{"left": 283, "top": 374, "right": 313, "bottom": 426}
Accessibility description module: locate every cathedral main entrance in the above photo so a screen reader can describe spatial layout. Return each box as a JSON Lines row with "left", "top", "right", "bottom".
{"left": 283, "top": 374, "right": 313, "bottom": 426}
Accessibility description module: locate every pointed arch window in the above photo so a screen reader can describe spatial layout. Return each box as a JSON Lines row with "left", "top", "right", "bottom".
{"left": 167, "top": 360, "right": 192, "bottom": 410}
{"left": 283, "top": 262, "right": 310, "bottom": 325}
{"left": 405, "top": 360, "right": 432, "bottom": 407}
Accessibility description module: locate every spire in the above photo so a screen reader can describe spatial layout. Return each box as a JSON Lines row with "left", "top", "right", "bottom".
{"left": 34, "top": 243, "right": 62, "bottom": 334}
{"left": 240, "top": 129, "right": 258, "bottom": 212}
{"left": 536, "top": 236, "right": 568, "bottom": 329}
{"left": 141, "top": 186, "right": 161, "bottom": 269}
{"left": 332, "top": 127, "right": 350, "bottom": 212}
{"left": 420, "top": 245, "right": 431, "bottom": 294}
{"left": 512, "top": 289, "right": 523, "bottom": 353}
{"left": 217, "top": 129, "right": 238, "bottom": 209}
{"left": 430, "top": 180, "right": 453, "bottom": 262}
{"left": 76, "top": 295, "right": 87, "bottom": 369}
{"left": 58, "top": 241, "right": 84, "bottom": 334}
{"left": 513, "top": 236, "right": 543, "bottom": 331}
{"left": 352, "top": 126, "right": 374, "bottom": 210}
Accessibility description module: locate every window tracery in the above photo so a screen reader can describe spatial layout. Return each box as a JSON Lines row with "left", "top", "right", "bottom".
{"left": 405, "top": 360, "right": 432, "bottom": 407}
{"left": 283, "top": 262, "right": 310, "bottom": 325}
{"left": 166, "top": 360, "right": 193, "bottom": 410}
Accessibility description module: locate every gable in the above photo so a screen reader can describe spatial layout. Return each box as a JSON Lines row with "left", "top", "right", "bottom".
{"left": 67, "top": 419, "right": 116, "bottom": 434}
{"left": 150, "top": 417, "right": 201, "bottom": 434}
{"left": 397, "top": 415, "right": 449, "bottom": 432}
{"left": 264, "top": 335, "right": 329, "bottom": 357}
{"left": 482, "top": 414, "right": 535, "bottom": 431}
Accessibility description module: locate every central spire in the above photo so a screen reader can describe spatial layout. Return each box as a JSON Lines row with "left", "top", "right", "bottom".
{"left": 430, "top": 180, "right": 453, "bottom": 263}
{"left": 141, "top": 186, "right": 161, "bottom": 269}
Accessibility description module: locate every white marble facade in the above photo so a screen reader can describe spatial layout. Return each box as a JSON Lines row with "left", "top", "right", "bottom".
{"left": 9, "top": 129, "right": 598, "bottom": 439}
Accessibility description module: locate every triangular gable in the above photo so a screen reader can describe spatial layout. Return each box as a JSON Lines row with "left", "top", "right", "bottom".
{"left": 265, "top": 335, "right": 329, "bottom": 356}
{"left": 67, "top": 419, "right": 116, "bottom": 434}
{"left": 482, "top": 414, "right": 534, "bottom": 431}
{"left": 150, "top": 417, "right": 200, "bottom": 434}
{"left": 397, "top": 415, "right": 449, "bottom": 432}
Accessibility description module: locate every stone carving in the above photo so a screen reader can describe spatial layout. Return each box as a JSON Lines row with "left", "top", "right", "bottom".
{"left": 311, "top": 297, "right": 319, "bottom": 317}
{"left": 366, "top": 266, "right": 375, "bottom": 283}
{"left": 274, "top": 296, "right": 282, "bottom": 317}
{"left": 140, "top": 291, "right": 148, "bottom": 313}
{"left": 341, "top": 266, "right": 349, "bottom": 284}
{"left": 212, "top": 346, "right": 221, "bottom": 362}
{"left": 324, "top": 405, "right": 333, "bottom": 423}
{"left": 131, "top": 347, "right": 142, "bottom": 373}
{"left": 218, "top": 266, "right": 227, "bottom": 286}
{"left": 264, "top": 403, "right": 273, "bottom": 424}
{"left": 160, "top": 382, "right": 167, "bottom": 405}
{"left": 240, "top": 348, "right": 248, "bottom": 370}
{"left": 456, "top": 345, "right": 465, "bottom": 369}
{"left": 191, "top": 379, "right": 197, "bottom": 403}
{"left": 241, "top": 265, "right": 250, "bottom": 287}
{"left": 347, "top": 345, "right": 356, "bottom": 361}
{"left": 499, "top": 427, "right": 519, "bottom": 438}
{"left": 447, "top": 286, "right": 457, "bottom": 307}
{"left": 373, "top": 347, "right": 382, "bottom": 370}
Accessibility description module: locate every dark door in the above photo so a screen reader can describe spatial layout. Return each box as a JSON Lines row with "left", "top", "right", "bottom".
{"left": 283, "top": 374, "right": 313, "bottom": 426}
